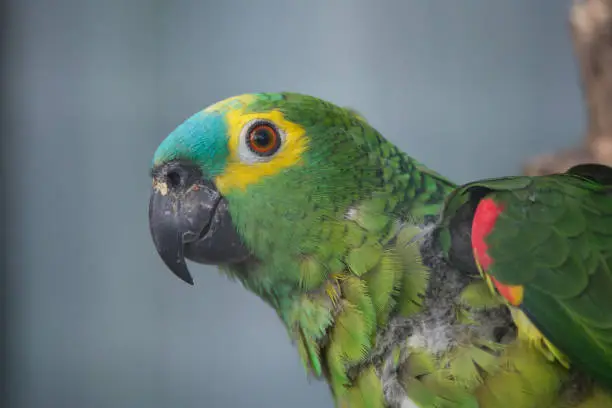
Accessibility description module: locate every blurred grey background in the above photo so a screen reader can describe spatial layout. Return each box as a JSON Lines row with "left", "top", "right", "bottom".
{"left": 1, "top": 1, "right": 584, "bottom": 407}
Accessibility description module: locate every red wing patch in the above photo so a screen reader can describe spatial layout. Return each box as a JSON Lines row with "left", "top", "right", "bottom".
{"left": 471, "top": 197, "right": 524, "bottom": 306}
{"left": 471, "top": 197, "right": 504, "bottom": 270}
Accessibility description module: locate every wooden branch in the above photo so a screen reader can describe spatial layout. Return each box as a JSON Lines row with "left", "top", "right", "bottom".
{"left": 523, "top": 0, "right": 612, "bottom": 175}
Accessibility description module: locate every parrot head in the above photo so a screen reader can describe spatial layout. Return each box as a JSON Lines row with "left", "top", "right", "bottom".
{"left": 149, "top": 92, "right": 399, "bottom": 290}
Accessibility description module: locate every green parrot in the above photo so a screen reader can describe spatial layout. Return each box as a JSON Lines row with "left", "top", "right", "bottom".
{"left": 148, "top": 92, "right": 612, "bottom": 408}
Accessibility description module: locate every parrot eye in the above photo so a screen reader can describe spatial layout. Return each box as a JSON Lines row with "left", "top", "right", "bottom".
{"left": 238, "top": 119, "right": 285, "bottom": 163}
{"left": 245, "top": 121, "right": 281, "bottom": 157}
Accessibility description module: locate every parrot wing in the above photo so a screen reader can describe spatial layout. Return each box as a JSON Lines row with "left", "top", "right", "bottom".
{"left": 440, "top": 163, "right": 612, "bottom": 389}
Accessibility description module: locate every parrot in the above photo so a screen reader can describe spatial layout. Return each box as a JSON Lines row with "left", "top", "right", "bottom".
{"left": 148, "top": 92, "right": 612, "bottom": 408}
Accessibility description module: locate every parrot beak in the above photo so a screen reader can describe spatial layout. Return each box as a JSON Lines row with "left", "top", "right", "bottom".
{"left": 148, "top": 161, "right": 251, "bottom": 285}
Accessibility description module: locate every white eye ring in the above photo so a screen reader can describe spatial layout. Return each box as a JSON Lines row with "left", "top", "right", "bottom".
{"left": 238, "top": 119, "right": 285, "bottom": 163}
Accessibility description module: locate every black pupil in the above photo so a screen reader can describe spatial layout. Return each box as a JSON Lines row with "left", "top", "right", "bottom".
{"left": 252, "top": 127, "right": 272, "bottom": 148}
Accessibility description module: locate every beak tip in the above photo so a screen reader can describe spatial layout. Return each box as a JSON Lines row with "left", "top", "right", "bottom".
{"left": 170, "top": 268, "right": 195, "bottom": 286}
{"left": 167, "top": 261, "right": 195, "bottom": 286}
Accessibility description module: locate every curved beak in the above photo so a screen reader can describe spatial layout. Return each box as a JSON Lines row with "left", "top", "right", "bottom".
{"left": 148, "top": 162, "right": 251, "bottom": 285}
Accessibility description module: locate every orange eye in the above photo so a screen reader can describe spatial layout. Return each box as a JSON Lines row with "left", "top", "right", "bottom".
{"left": 247, "top": 122, "right": 281, "bottom": 156}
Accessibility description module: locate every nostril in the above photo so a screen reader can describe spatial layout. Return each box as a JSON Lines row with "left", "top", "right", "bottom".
{"left": 167, "top": 170, "right": 182, "bottom": 188}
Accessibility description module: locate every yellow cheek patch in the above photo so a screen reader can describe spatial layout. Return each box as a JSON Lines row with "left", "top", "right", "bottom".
{"left": 214, "top": 102, "right": 308, "bottom": 194}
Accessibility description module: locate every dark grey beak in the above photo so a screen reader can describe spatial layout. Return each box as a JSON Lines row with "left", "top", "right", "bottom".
{"left": 148, "top": 161, "right": 251, "bottom": 285}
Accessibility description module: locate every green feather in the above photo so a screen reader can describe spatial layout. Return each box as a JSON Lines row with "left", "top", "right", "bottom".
{"left": 403, "top": 349, "right": 436, "bottom": 378}
{"left": 340, "top": 366, "right": 385, "bottom": 408}
{"left": 418, "top": 375, "right": 479, "bottom": 408}
{"left": 327, "top": 340, "right": 350, "bottom": 392}
{"left": 473, "top": 344, "right": 564, "bottom": 408}
{"left": 331, "top": 300, "right": 372, "bottom": 363}
{"left": 296, "top": 328, "right": 322, "bottom": 376}
{"left": 353, "top": 198, "right": 394, "bottom": 234}
{"left": 403, "top": 377, "right": 440, "bottom": 408}
{"left": 395, "top": 226, "right": 430, "bottom": 316}
{"left": 444, "top": 344, "right": 500, "bottom": 388}
{"left": 341, "top": 276, "right": 376, "bottom": 339}
{"left": 299, "top": 256, "right": 328, "bottom": 290}
{"left": 289, "top": 294, "right": 333, "bottom": 377}
{"left": 362, "top": 249, "right": 402, "bottom": 326}
{"left": 345, "top": 222, "right": 368, "bottom": 248}
{"left": 460, "top": 280, "right": 503, "bottom": 310}
{"left": 347, "top": 243, "right": 383, "bottom": 277}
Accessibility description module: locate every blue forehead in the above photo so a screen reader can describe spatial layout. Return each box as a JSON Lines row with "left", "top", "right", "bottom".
{"left": 152, "top": 110, "right": 229, "bottom": 177}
